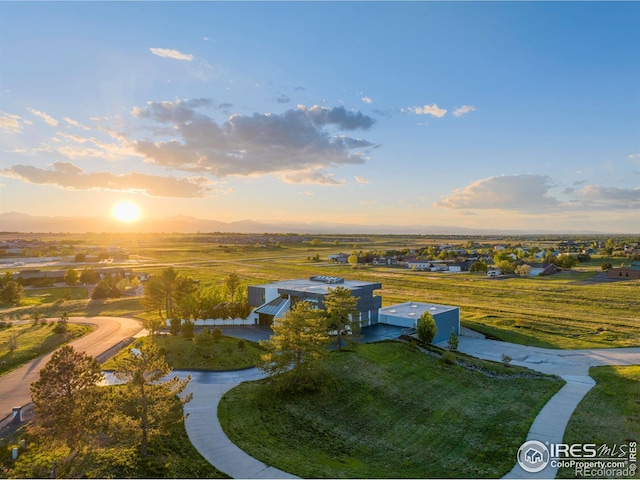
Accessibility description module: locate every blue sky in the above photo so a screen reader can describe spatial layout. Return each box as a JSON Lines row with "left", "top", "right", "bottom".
{"left": 1, "top": 2, "right": 639, "bottom": 233}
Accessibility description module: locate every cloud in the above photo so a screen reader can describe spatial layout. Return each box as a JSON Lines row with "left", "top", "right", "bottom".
{"left": 1, "top": 162, "right": 214, "bottom": 198}
{"left": 453, "top": 105, "right": 476, "bottom": 117}
{"left": 578, "top": 185, "right": 640, "bottom": 209}
{"left": 149, "top": 48, "right": 194, "bottom": 61}
{"left": 281, "top": 170, "right": 344, "bottom": 185}
{"left": 361, "top": 97, "right": 373, "bottom": 104}
{"left": 627, "top": 153, "right": 640, "bottom": 159}
{"left": 354, "top": 175, "right": 369, "bottom": 184}
{"left": 276, "top": 95, "right": 290, "bottom": 104}
{"left": 27, "top": 107, "right": 59, "bottom": 127}
{"left": 402, "top": 103, "right": 447, "bottom": 118}
{"left": 63, "top": 116, "right": 91, "bottom": 130}
{"left": 130, "top": 100, "right": 376, "bottom": 181}
{"left": 0, "top": 113, "right": 23, "bottom": 133}
{"left": 435, "top": 174, "right": 559, "bottom": 211}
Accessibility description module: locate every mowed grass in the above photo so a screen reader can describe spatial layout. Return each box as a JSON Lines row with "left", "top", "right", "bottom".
{"left": 219, "top": 341, "right": 564, "bottom": 479}
{"left": 558, "top": 365, "right": 640, "bottom": 479}
{"left": 102, "top": 334, "right": 264, "bottom": 371}
{"left": 0, "top": 322, "right": 94, "bottom": 375}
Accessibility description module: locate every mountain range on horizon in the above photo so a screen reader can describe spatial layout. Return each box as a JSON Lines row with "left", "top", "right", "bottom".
{"left": 0, "top": 212, "right": 615, "bottom": 236}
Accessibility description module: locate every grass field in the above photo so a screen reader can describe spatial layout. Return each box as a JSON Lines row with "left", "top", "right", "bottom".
{"left": 558, "top": 365, "right": 640, "bottom": 479}
{"left": 2, "top": 234, "right": 638, "bottom": 351}
{"left": 219, "top": 341, "right": 564, "bottom": 479}
{"left": 0, "top": 322, "right": 94, "bottom": 375}
{"left": 103, "top": 334, "right": 264, "bottom": 371}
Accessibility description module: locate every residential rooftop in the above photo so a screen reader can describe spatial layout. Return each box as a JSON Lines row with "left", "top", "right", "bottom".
{"left": 251, "top": 276, "right": 381, "bottom": 295}
{"left": 380, "top": 301, "right": 459, "bottom": 319}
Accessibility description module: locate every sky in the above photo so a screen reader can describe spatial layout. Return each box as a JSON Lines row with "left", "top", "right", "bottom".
{"left": 0, "top": 1, "right": 639, "bottom": 233}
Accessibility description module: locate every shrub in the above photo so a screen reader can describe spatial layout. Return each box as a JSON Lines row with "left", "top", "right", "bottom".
{"left": 448, "top": 330, "right": 459, "bottom": 351}
{"left": 182, "top": 320, "right": 194, "bottom": 340}
{"left": 442, "top": 351, "right": 456, "bottom": 365}
{"left": 237, "top": 340, "right": 245, "bottom": 349}
{"left": 501, "top": 353, "right": 512, "bottom": 367}
{"left": 417, "top": 312, "right": 437, "bottom": 344}
{"left": 169, "top": 318, "right": 181, "bottom": 336}
{"left": 211, "top": 328, "right": 222, "bottom": 343}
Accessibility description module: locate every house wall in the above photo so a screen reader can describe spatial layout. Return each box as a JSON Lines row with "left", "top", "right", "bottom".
{"left": 378, "top": 308, "right": 460, "bottom": 344}
{"left": 607, "top": 268, "right": 640, "bottom": 280}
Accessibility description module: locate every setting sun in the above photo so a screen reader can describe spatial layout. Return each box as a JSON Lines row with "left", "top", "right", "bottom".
{"left": 112, "top": 201, "right": 141, "bottom": 223}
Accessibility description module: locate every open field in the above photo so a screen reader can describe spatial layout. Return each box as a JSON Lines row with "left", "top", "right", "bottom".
{"left": 220, "top": 341, "right": 564, "bottom": 478}
{"left": 0, "top": 322, "right": 94, "bottom": 375}
{"left": 2, "top": 233, "right": 639, "bottom": 349}
{"left": 558, "top": 365, "right": 640, "bottom": 479}
{"left": 103, "top": 334, "right": 264, "bottom": 371}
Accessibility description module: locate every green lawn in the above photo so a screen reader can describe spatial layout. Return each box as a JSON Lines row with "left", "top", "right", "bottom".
{"left": 102, "top": 333, "right": 264, "bottom": 371}
{"left": 219, "top": 341, "right": 564, "bottom": 478}
{"left": 0, "top": 322, "right": 94, "bottom": 375}
{"left": 559, "top": 365, "right": 640, "bottom": 479}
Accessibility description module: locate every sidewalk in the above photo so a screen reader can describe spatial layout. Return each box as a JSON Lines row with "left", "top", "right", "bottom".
{"left": 178, "top": 369, "right": 299, "bottom": 479}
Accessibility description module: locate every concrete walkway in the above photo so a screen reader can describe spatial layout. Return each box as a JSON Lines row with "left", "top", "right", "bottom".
{"left": 177, "top": 369, "right": 299, "bottom": 479}
{"left": 442, "top": 337, "right": 640, "bottom": 479}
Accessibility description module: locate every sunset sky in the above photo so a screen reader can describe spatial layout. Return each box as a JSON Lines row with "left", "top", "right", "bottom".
{"left": 1, "top": 2, "right": 639, "bottom": 233}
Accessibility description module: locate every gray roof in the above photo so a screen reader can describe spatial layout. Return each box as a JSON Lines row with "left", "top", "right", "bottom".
{"left": 251, "top": 278, "right": 381, "bottom": 295}
{"left": 380, "top": 301, "right": 458, "bottom": 319}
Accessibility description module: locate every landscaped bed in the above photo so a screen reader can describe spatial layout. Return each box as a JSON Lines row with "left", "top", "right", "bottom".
{"left": 219, "top": 341, "right": 564, "bottom": 478}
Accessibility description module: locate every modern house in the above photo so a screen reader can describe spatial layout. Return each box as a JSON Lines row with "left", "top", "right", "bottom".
{"left": 248, "top": 276, "right": 461, "bottom": 345}
{"left": 248, "top": 276, "right": 382, "bottom": 326}
{"left": 379, "top": 302, "right": 460, "bottom": 344}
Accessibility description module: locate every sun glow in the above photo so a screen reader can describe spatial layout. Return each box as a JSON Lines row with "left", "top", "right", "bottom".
{"left": 112, "top": 201, "right": 141, "bottom": 222}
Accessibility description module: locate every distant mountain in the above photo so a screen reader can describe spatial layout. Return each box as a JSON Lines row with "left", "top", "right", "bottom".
{"left": 0, "top": 211, "right": 605, "bottom": 235}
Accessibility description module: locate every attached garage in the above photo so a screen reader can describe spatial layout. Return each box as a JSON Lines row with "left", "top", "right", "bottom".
{"left": 378, "top": 302, "right": 460, "bottom": 344}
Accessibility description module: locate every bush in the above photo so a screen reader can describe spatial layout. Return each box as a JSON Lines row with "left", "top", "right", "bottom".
{"left": 169, "top": 318, "right": 181, "bottom": 336}
{"left": 442, "top": 351, "right": 456, "bottom": 365}
{"left": 501, "top": 353, "right": 512, "bottom": 367}
{"left": 237, "top": 340, "right": 245, "bottom": 349}
{"left": 448, "top": 330, "right": 459, "bottom": 351}
{"left": 182, "top": 320, "right": 194, "bottom": 340}
{"left": 417, "top": 312, "right": 437, "bottom": 344}
{"left": 211, "top": 328, "right": 222, "bottom": 343}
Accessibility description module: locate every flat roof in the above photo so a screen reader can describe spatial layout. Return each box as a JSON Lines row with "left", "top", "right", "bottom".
{"left": 252, "top": 278, "right": 381, "bottom": 295}
{"left": 380, "top": 301, "right": 459, "bottom": 318}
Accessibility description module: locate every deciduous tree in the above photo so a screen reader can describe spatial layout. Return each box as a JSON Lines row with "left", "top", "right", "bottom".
{"left": 64, "top": 269, "right": 79, "bottom": 286}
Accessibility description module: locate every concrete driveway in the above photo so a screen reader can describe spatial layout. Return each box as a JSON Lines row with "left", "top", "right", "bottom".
{"left": 438, "top": 337, "right": 640, "bottom": 479}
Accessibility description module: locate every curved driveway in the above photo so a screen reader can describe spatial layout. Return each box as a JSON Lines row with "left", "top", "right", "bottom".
{"left": 445, "top": 337, "right": 640, "bottom": 479}
{"left": 0, "top": 316, "right": 143, "bottom": 423}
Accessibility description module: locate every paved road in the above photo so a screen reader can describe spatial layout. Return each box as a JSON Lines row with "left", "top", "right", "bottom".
{"left": 0, "top": 316, "right": 143, "bottom": 423}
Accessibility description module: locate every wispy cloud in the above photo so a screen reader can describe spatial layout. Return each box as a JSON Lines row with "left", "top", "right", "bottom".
{"left": 578, "top": 185, "right": 640, "bottom": 209}
{"left": 361, "top": 97, "right": 373, "bottom": 104}
{"left": 149, "top": 48, "right": 194, "bottom": 61}
{"left": 63, "top": 116, "right": 91, "bottom": 130}
{"left": 27, "top": 107, "right": 59, "bottom": 127}
{"left": 453, "top": 105, "right": 476, "bottom": 117}
{"left": 1, "top": 162, "right": 214, "bottom": 198}
{"left": 130, "top": 100, "right": 376, "bottom": 184}
{"left": 276, "top": 94, "right": 290, "bottom": 104}
{"left": 435, "top": 174, "right": 559, "bottom": 211}
{"left": 402, "top": 103, "right": 447, "bottom": 118}
{"left": 0, "top": 113, "right": 23, "bottom": 133}
{"left": 354, "top": 175, "right": 369, "bottom": 184}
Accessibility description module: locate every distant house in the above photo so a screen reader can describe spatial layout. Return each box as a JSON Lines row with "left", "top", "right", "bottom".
{"left": 407, "top": 259, "right": 432, "bottom": 270}
{"left": 526, "top": 263, "right": 559, "bottom": 276}
{"left": 449, "top": 261, "right": 472, "bottom": 272}
{"left": 328, "top": 253, "right": 349, "bottom": 264}
{"left": 607, "top": 261, "right": 640, "bottom": 280}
